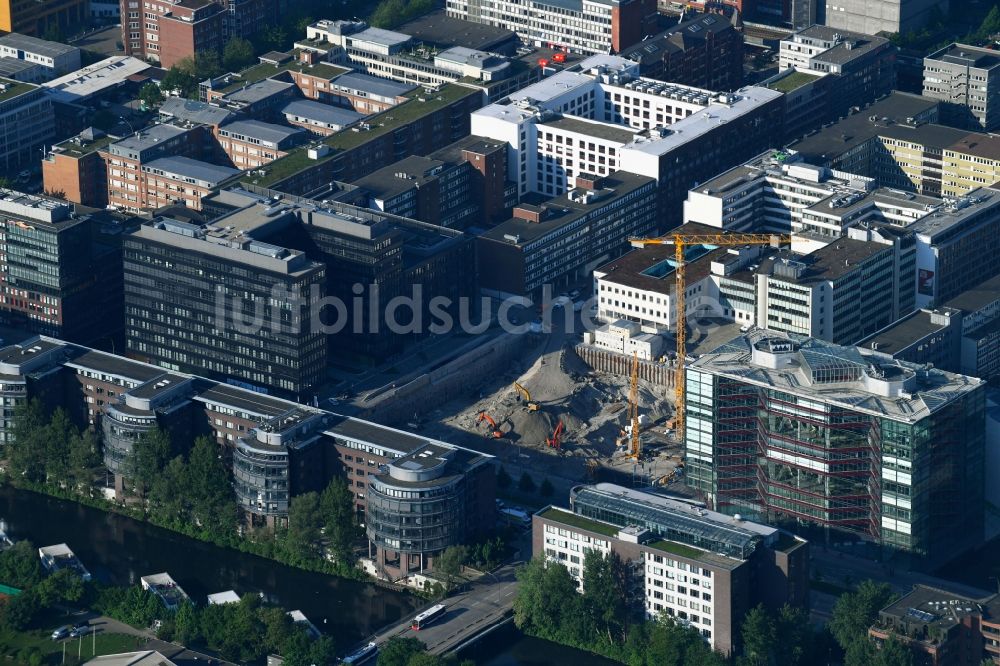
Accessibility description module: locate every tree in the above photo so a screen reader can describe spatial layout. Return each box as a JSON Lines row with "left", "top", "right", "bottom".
{"left": 539, "top": 478, "right": 554, "bottom": 497}
{"left": 377, "top": 636, "right": 426, "bottom": 666}
{"left": 518, "top": 472, "right": 535, "bottom": 493}
{"left": 830, "top": 580, "right": 896, "bottom": 651}
{"left": 139, "top": 82, "right": 164, "bottom": 109}
{"left": 174, "top": 601, "right": 200, "bottom": 645}
{"left": 0, "top": 541, "right": 43, "bottom": 589}
{"left": 582, "top": 550, "right": 627, "bottom": 644}
{"left": 284, "top": 634, "right": 337, "bottom": 666}
{"left": 320, "top": 476, "right": 358, "bottom": 564}
{"left": 874, "top": 636, "right": 914, "bottom": 666}
{"left": 223, "top": 37, "right": 256, "bottom": 72}
{"left": 977, "top": 5, "right": 1000, "bottom": 40}
{"left": 44, "top": 407, "right": 75, "bottom": 483}
{"left": 125, "top": 427, "right": 173, "bottom": 500}
{"left": 436, "top": 545, "right": 467, "bottom": 589}
{"left": 740, "top": 604, "right": 777, "bottom": 666}
{"left": 8, "top": 398, "right": 48, "bottom": 482}
{"left": 195, "top": 50, "right": 224, "bottom": 80}
{"left": 774, "top": 603, "right": 810, "bottom": 666}
{"left": 286, "top": 491, "right": 323, "bottom": 560}
{"left": 162, "top": 63, "right": 197, "bottom": 98}
{"left": 68, "top": 428, "right": 101, "bottom": 493}
{"left": 512, "top": 557, "right": 585, "bottom": 644}
{"left": 496, "top": 467, "right": 512, "bottom": 489}
{"left": 186, "top": 436, "right": 237, "bottom": 534}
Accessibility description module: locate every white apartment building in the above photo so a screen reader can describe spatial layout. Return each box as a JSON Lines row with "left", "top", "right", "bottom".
{"left": 471, "top": 55, "right": 783, "bottom": 200}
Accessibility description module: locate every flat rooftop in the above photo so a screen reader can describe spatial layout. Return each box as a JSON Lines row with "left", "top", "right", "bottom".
{"left": 877, "top": 584, "right": 1000, "bottom": 635}
{"left": 927, "top": 43, "right": 1000, "bottom": 69}
{"left": 481, "top": 171, "right": 656, "bottom": 246}
{"left": 541, "top": 115, "right": 637, "bottom": 143}
{"left": 65, "top": 349, "right": 171, "bottom": 384}
{"left": 0, "top": 32, "right": 79, "bottom": 59}
{"left": 218, "top": 119, "right": 305, "bottom": 145}
{"left": 943, "top": 273, "right": 1000, "bottom": 313}
{"left": 158, "top": 97, "right": 235, "bottom": 126}
{"left": 789, "top": 92, "right": 940, "bottom": 163}
{"left": 351, "top": 155, "right": 448, "bottom": 199}
{"left": 859, "top": 309, "right": 954, "bottom": 356}
{"left": 396, "top": 8, "right": 518, "bottom": 51}
{"left": 42, "top": 56, "right": 150, "bottom": 103}
{"left": 948, "top": 132, "right": 1000, "bottom": 161}
{"left": 907, "top": 186, "right": 1000, "bottom": 241}
{"left": 0, "top": 77, "right": 37, "bottom": 103}
{"left": 692, "top": 330, "right": 983, "bottom": 423}
{"left": 282, "top": 99, "right": 366, "bottom": 127}
{"left": 194, "top": 382, "right": 293, "bottom": 418}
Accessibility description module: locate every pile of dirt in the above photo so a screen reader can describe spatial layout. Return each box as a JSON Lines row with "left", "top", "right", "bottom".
{"left": 433, "top": 344, "right": 673, "bottom": 463}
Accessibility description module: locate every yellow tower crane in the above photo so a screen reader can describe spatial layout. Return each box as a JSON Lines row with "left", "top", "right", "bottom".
{"left": 629, "top": 233, "right": 790, "bottom": 442}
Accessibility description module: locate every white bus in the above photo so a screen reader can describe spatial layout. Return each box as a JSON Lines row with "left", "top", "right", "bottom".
{"left": 411, "top": 604, "right": 447, "bottom": 630}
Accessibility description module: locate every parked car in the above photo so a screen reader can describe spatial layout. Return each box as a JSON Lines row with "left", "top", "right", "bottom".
{"left": 51, "top": 626, "right": 71, "bottom": 640}
{"left": 70, "top": 624, "right": 90, "bottom": 638}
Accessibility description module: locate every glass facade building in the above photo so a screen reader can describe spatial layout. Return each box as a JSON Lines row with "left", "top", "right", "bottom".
{"left": 685, "top": 332, "right": 986, "bottom": 568}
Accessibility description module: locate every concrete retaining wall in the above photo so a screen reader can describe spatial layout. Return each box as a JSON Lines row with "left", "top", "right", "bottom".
{"left": 574, "top": 343, "right": 676, "bottom": 387}
{"left": 359, "top": 332, "right": 533, "bottom": 425}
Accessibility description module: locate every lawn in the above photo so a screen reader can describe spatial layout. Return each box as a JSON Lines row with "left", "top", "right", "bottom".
{"left": 767, "top": 70, "right": 821, "bottom": 93}
{"left": 646, "top": 539, "right": 706, "bottom": 560}
{"left": 0, "top": 627, "right": 146, "bottom": 665}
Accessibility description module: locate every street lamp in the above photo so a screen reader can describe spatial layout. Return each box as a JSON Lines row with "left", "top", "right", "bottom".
{"left": 118, "top": 116, "right": 136, "bottom": 137}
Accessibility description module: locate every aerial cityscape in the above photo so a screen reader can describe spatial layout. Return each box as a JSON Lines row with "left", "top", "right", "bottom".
{"left": 0, "top": 0, "right": 997, "bottom": 664}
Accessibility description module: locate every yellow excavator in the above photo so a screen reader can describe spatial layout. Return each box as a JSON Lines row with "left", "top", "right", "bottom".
{"left": 512, "top": 382, "right": 540, "bottom": 411}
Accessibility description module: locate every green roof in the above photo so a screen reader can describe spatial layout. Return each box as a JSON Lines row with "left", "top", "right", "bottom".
{"left": 50, "top": 133, "right": 115, "bottom": 159}
{"left": 647, "top": 539, "right": 706, "bottom": 560}
{"left": 767, "top": 70, "right": 822, "bottom": 93}
{"left": 242, "top": 83, "right": 478, "bottom": 187}
{"left": 0, "top": 78, "right": 37, "bottom": 103}
{"left": 538, "top": 507, "right": 620, "bottom": 537}
{"left": 215, "top": 56, "right": 350, "bottom": 95}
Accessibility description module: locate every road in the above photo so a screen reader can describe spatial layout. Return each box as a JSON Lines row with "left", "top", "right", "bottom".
{"left": 61, "top": 614, "right": 236, "bottom": 665}
{"left": 362, "top": 561, "right": 521, "bottom": 656}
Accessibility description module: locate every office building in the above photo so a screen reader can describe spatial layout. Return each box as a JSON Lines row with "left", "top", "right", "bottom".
{"left": 924, "top": 43, "right": 1000, "bottom": 131}
{"left": 197, "top": 187, "right": 476, "bottom": 361}
{"left": 0, "top": 191, "right": 126, "bottom": 345}
{"left": 534, "top": 483, "right": 809, "bottom": 655}
{"left": 864, "top": 274, "right": 1000, "bottom": 384}
{"left": 122, "top": 0, "right": 225, "bottom": 69}
{"left": 471, "top": 54, "right": 782, "bottom": 220}
{"left": 348, "top": 135, "right": 510, "bottom": 229}
{"left": 0, "top": 0, "right": 88, "bottom": 36}
{"left": 367, "top": 442, "right": 496, "bottom": 579}
{"left": 295, "top": 20, "right": 528, "bottom": 100}
{"left": 774, "top": 26, "right": 896, "bottom": 141}
{"left": 158, "top": 98, "right": 236, "bottom": 128}
{"left": 215, "top": 120, "right": 307, "bottom": 170}
{"left": 0, "top": 33, "right": 82, "bottom": 80}
{"left": 822, "top": 0, "right": 945, "bottom": 37}
{"left": 0, "top": 78, "right": 54, "bottom": 175}
{"left": 446, "top": 0, "right": 656, "bottom": 55}
{"left": 685, "top": 331, "right": 986, "bottom": 568}
{"left": 594, "top": 218, "right": 914, "bottom": 344}
{"left": 123, "top": 215, "right": 327, "bottom": 397}
{"left": 478, "top": 171, "right": 657, "bottom": 297}
{"left": 0, "top": 332, "right": 496, "bottom": 554}
{"left": 869, "top": 585, "right": 1000, "bottom": 665}
{"left": 619, "top": 14, "right": 743, "bottom": 92}
{"left": 319, "top": 71, "right": 416, "bottom": 115}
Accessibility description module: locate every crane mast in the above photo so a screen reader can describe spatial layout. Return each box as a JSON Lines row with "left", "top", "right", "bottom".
{"left": 629, "top": 233, "right": 790, "bottom": 444}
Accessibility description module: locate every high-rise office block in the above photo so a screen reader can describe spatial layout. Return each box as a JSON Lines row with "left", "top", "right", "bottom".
{"left": 123, "top": 215, "right": 327, "bottom": 398}
{"left": 685, "top": 331, "right": 985, "bottom": 568}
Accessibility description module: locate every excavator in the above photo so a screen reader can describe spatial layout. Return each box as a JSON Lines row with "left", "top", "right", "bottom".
{"left": 546, "top": 420, "right": 564, "bottom": 451}
{"left": 512, "top": 382, "right": 540, "bottom": 411}
{"left": 476, "top": 411, "right": 504, "bottom": 439}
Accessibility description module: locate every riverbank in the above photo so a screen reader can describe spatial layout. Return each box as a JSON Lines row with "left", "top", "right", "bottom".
{"left": 2, "top": 478, "right": 375, "bottom": 585}
{"left": 0, "top": 485, "right": 422, "bottom": 646}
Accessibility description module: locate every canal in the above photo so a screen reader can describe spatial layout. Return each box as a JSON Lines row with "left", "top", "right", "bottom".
{"left": 2, "top": 486, "right": 616, "bottom": 664}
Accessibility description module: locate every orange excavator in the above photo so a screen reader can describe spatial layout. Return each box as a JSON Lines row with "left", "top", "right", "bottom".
{"left": 477, "top": 411, "right": 504, "bottom": 439}
{"left": 546, "top": 420, "right": 564, "bottom": 451}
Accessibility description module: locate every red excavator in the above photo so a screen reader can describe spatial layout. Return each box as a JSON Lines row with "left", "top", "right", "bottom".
{"left": 476, "top": 411, "right": 504, "bottom": 439}
{"left": 546, "top": 420, "right": 564, "bottom": 451}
